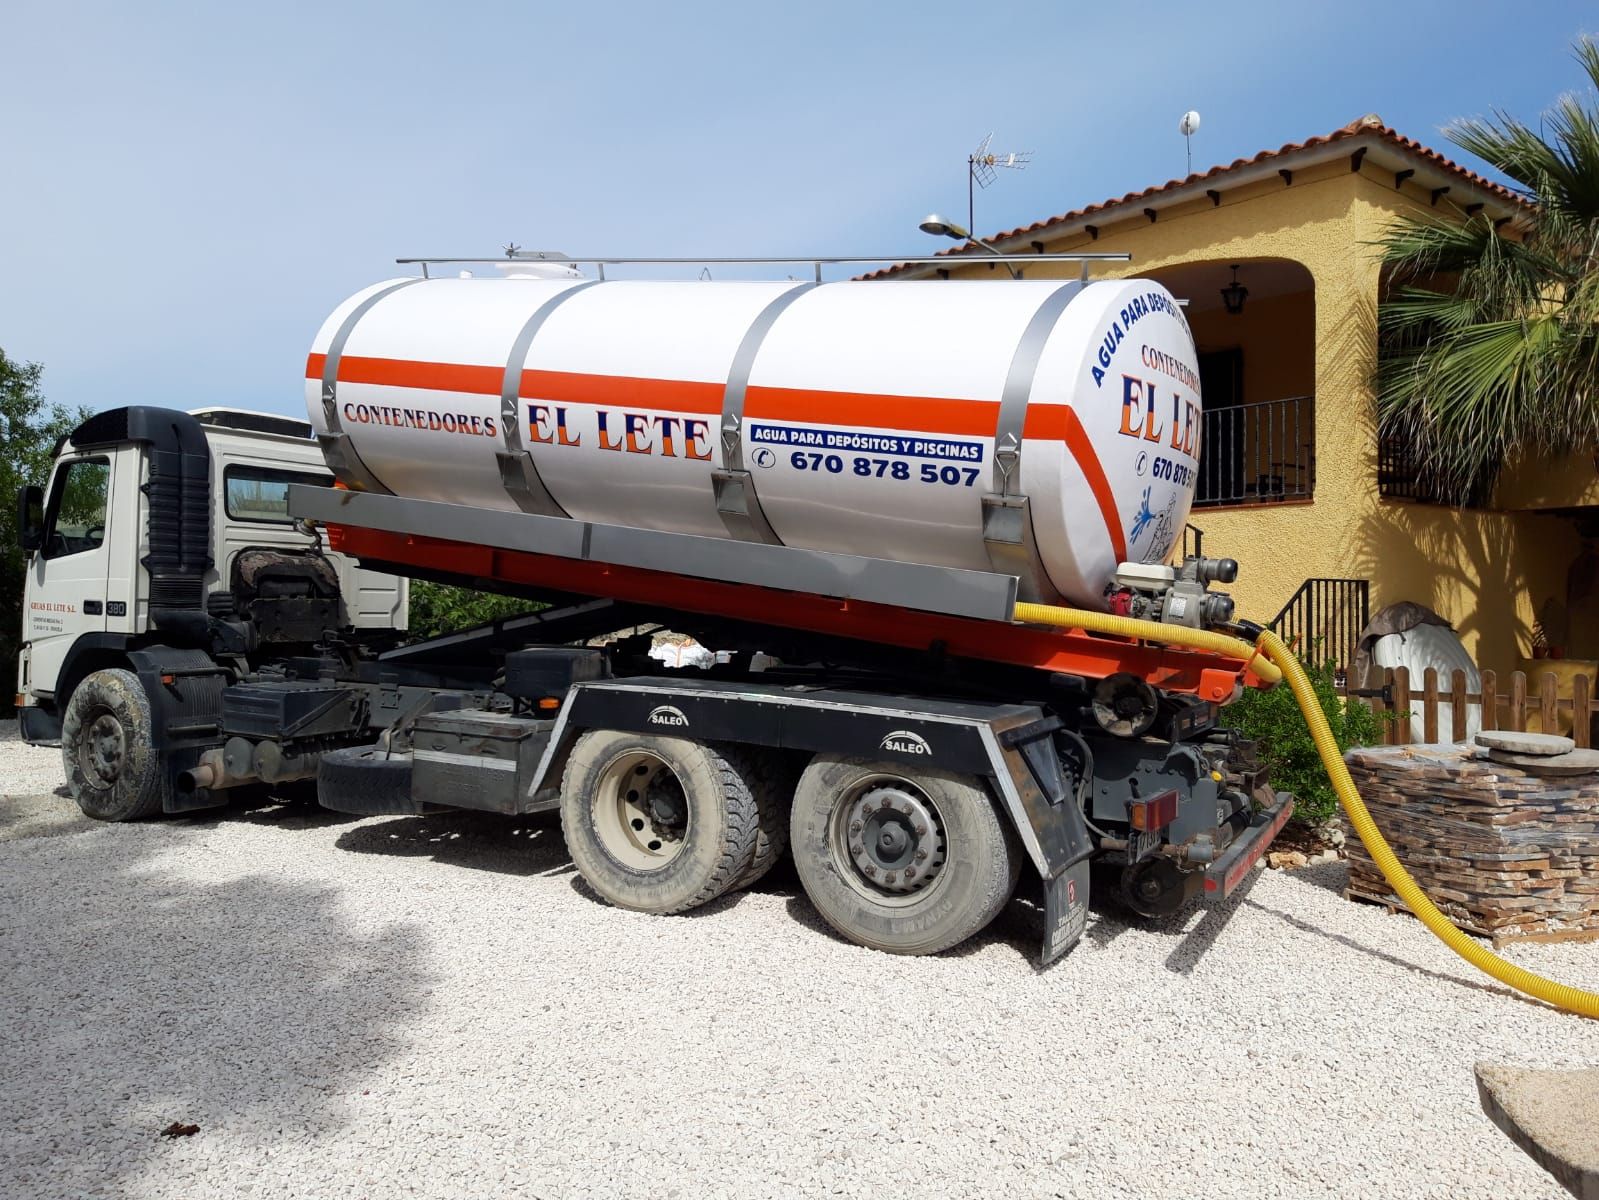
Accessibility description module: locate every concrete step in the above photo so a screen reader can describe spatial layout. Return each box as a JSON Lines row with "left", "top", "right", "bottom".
{"left": 1476, "top": 1062, "right": 1599, "bottom": 1200}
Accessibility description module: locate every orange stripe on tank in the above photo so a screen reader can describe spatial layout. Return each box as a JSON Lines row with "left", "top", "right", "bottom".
{"left": 333, "top": 355, "right": 502, "bottom": 394}
{"left": 519, "top": 369, "right": 722, "bottom": 414}
{"left": 1020, "top": 405, "right": 1070, "bottom": 439}
{"left": 1060, "top": 407, "right": 1128, "bottom": 563}
{"left": 745, "top": 385, "right": 998, "bottom": 438}
{"left": 306, "top": 355, "right": 1105, "bottom": 457}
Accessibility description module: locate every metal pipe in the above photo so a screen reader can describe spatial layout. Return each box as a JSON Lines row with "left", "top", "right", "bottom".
{"left": 395, "top": 253, "right": 1132, "bottom": 267}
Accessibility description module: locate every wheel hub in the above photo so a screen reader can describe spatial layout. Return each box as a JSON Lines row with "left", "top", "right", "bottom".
{"left": 643, "top": 773, "right": 687, "bottom": 840}
{"left": 846, "top": 785, "right": 944, "bottom": 895}
{"left": 592, "top": 752, "right": 689, "bottom": 870}
{"left": 82, "top": 712, "right": 127, "bottom": 787}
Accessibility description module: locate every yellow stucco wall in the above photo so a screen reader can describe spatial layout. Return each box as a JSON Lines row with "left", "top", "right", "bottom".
{"left": 1188, "top": 285, "right": 1315, "bottom": 402}
{"left": 941, "top": 161, "right": 1582, "bottom": 671}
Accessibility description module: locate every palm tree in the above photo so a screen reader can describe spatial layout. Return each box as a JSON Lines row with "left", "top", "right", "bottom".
{"left": 1376, "top": 37, "right": 1599, "bottom": 504}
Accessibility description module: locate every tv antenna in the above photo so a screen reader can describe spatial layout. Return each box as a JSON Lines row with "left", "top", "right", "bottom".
{"left": 967, "top": 133, "right": 1031, "bottom": 238}
{"left": 1178, "top": 111, "right": 1201, "bottom": 176}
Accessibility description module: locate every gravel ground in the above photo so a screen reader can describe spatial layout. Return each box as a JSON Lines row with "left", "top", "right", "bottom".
{"left": 1, "top": 722, "right": 72, "bottom": 798}
{"left": 3, "top": 720, "right": 1597, "bottom": 1199}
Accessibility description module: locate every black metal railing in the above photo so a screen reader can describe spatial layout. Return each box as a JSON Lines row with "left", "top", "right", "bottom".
{"left": 1270, "top": 577, "right": 1370, "bottom": 688}
{"left": 1376, "top": 428, "right": 1488, "bottom": 507}
{"left": 1193, "top": 395, "right": 1315, "bottom": 507}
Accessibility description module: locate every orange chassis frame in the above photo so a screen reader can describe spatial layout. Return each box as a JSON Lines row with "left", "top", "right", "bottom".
{"left": 329, "top": 522, "right": 1263, "bottom": 705}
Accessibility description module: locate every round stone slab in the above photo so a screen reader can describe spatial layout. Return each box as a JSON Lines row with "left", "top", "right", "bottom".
{"left": 1487, "top": 747, "right": 1599, "bottom": 775}
{"left": 1476, "top": 730, "right": 1575, "bottom": 756}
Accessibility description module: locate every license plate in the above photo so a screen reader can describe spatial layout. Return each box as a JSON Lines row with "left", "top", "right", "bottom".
{"left": 1129, "top": 826, "right": 1162, "bottom": 862}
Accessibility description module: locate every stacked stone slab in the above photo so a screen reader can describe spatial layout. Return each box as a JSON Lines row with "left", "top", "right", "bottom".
{"left": 1342, "top": 742, "right": 1599, "bottom": 942}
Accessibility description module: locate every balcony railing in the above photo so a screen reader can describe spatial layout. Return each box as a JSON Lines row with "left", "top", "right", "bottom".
{"left": 1193, "top": 395, "right": 1315, "bottom": 508}
{"left": 1270, "top": 577, "right": 1370, "bottom": 690}
{"left": 1377, "top": 428, "right": 1488, "bottom": 507}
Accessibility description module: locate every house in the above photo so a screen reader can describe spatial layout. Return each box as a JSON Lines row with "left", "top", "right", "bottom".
{"left": 870, "top": 115, "right": 1591, "bottom": 674}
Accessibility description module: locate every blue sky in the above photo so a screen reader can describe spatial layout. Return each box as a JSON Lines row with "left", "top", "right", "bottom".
{"left": 2, "top": 0, "right": 1594, "bottom": 419}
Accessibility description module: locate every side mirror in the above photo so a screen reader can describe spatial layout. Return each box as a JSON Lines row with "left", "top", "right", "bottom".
{"left": 17, "top": 484, "right": 44, "bottom": 553}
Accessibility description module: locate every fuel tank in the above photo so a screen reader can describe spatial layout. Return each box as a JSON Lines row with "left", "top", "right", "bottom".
{"left": 306, "top": 272, "right": 1201, "bottom": 607}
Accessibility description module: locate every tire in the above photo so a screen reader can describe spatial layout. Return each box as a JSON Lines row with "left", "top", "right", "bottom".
{"left": 61, "top": 668, "right": 167, "bottom": 822}
{"left": 317, "top": 746, "right": 428, "bottom": 815}
{"left": 560, "top": 730, "right": 760, "bottom": 914}
{"left": 789, "top": 755, "right": 1021, "bottom": 955}
{"left": 728, "top": 750, "right": 797, "bottom": 891}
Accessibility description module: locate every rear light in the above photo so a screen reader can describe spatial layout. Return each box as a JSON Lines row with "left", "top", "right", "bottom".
{"left": 1128, "top": 788, "right": 1179, "bottom": 832}
{"left": 537, "top": 697, "right": 562, "bottom": 711}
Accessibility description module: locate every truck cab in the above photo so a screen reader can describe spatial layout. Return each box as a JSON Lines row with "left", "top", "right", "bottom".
{"left": 15, "top": 406, "right": 406, "bottom": 748}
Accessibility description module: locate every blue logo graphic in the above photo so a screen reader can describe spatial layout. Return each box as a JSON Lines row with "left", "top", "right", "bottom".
{"left": 1129, "top": 486, "right": 1155, "bottom": 545}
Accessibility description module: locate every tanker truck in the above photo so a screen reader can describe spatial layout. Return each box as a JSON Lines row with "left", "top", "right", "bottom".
{"left": 12, "top": 254, "right": 1291, "bottom": 963}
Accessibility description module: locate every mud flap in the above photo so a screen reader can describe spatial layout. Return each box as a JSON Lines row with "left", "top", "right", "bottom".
{"left": 1041, "top": 858, "right": 1092, "bottom": 965}
{"left": 127, "top": 645, "right": 230, "bottom": 813}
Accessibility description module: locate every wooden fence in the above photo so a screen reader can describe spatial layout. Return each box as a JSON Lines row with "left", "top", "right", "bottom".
{"left": 1367, "top": 666, "right": 1599, "bottom": 747}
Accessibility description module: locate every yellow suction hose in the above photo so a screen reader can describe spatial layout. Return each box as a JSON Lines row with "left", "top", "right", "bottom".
{"left": 1014, "top": 603, "right": 1284, "bottom": 685}
{"left": 1015, "top": 603, "right": 1599, "bottom": 1019}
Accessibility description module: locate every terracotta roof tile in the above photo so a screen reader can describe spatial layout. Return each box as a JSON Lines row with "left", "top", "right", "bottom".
{"left": 863, "top": 116, "right": 1531, "bottom": 279}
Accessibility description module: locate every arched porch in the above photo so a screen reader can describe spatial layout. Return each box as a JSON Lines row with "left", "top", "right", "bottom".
{"left": 1143, "top": 258, "right": 1317, "bottom": 508}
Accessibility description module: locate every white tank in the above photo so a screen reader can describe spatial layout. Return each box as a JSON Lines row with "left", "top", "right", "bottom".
{"left": 305, "top": 275, "right": 1201, "bottom": 608}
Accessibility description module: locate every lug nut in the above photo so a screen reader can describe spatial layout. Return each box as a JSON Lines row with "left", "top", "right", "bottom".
{"left": 849, "top": 821, "right": 863, "bottom": 834}
{"left": 914, "top": 850, "right": 927, "bottom": 862}
{"left": 912, "top": 822, "right": 926, "bottom": 836}
{"left": 884, "top": 871, "right": 897, "bottom": 884}
{"left": 851, "top": 842, "right": 864, "bottom": 856}
{"left": 864, "top": 864, "right": 877, "bottom": 876}
{"left": 905, "top": 866, "right": 917, "bottom": 879}
{"left": 880, "top": 796, "right": 894, "bottom": 810}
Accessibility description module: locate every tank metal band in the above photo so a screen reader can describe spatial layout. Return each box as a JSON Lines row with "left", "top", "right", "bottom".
{"left": 714, "top": 282, "right": 816, "bottom": 544}
{"left": 992, "top": 280, "right": 1084, "bottom": 495}
{"left": 319, "top": 278, "right": 427, "bottom": 495}
{"left": 983, "top": 280, "right": 1085, "bottom": 601}
{"left": 498, "top": 280, "right": 602, "bottom": 518}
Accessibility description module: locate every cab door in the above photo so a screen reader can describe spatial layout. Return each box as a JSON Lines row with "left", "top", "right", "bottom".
{"left": 25, "top": 456, "right": 113, "bottom": 700}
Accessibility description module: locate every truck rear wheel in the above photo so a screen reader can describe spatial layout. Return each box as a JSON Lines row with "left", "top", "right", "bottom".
{"left": 560, "top": 731, "right": 760, "bottom": 914}
{"left": 789, "top": 756, "right": 1021, "bottom": 955}
{"left": 728, "top": 751, "right": 796, "bottom": 891}
{"left": 61, "top": 668, "right": 166, "bottom": 822}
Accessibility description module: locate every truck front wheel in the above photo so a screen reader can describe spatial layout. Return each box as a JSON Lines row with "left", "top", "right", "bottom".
{"left": 790, "top": 756, "right": 1021, "bottom": 955}
{"left": 560, "top": 731, "right": 761, "bottom": 914}
{"left": 60, "top": 668, "right": 167, "bottom": 821}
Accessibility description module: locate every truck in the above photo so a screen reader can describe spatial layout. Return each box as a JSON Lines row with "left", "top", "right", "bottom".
{"left": 13, "top": 253, "right": 1292, "bottom": 964}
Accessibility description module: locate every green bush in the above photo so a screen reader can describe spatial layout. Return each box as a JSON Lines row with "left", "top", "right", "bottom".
{"left": 407, "top": 580, "right": 547, "bottom": 641}
{"left": 2, "top": 351, "right": 88, "bottom": 715}
{"left": 1218, "top": 656, "right": 1383, "bottom": 829}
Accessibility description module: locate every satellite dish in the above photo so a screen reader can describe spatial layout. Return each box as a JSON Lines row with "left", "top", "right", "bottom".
{"left": 1179, "top": 111, "right": 1202, "bottom": 174}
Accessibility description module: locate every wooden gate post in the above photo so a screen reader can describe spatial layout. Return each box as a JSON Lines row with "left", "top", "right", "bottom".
{"left": 1540, "top": 671, "right": 1559, "bottom": 735}
{"left": 1450, "top": 669, "right": 1468, "bottom": 742}
{"left": 1423, "top": 667, "right": 1440, "bottom": 744}
{"left": 1393, "top": 666, "right": 1412, "bottom": 745}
